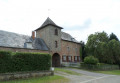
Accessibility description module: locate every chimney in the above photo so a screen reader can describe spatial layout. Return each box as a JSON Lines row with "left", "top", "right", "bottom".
{"left": 32, "top": 31, "right": 35, "bottom": 39}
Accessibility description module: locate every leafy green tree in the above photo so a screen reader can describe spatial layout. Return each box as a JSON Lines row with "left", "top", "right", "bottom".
{"left": 80, "top": 41, "right": 86, "bottom": 61}
{"left": 108, "top": 39, "right": 120, "bottom": 66}
{"left": 85, "top": 31, "right": 109, "bottom": 58}
{"left": 85, "top": 31, "right": 120, "bottom": 67}
{"left": 109, "top": 33, "right": 119, "bottom": 41}
{"left": 97, "top": 42, "right": 115, "bottom": 64}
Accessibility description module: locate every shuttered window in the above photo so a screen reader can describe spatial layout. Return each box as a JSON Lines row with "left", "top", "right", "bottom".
{"left": 68, "top": 56, "right": 72, "bottom": 62}
{"left": 62, "top": 55, "right": 67, "bottom": 62}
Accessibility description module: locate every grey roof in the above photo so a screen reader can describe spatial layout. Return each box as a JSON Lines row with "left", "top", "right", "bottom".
{"left": 32, "top": 38, "right": 48, "bottom": 50}
{"left": 61, "top": 32, "right": 79, "bottom": 43}
{"left": 0, "top": 30, "right": 48, "bottom": 50}
{"left": 35, "top": 17, "right": 63, "bottom": 31}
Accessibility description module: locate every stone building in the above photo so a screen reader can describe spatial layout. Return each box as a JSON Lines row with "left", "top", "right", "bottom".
{"left": 0, "top": 17, "right": 81, "bottom": 67}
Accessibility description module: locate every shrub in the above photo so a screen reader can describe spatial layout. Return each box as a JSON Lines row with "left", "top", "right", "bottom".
{"left": 0, "top": 51, "right": 51, "bottom": 73}
{"left": 84, "top": 56, "right": 99, "bottom": 65}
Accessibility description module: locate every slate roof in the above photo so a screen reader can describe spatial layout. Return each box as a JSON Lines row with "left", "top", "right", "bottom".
{"left": 35, "top": 17, "right": 63, "bottom": 31}
{"left": 61, "top": 32, "right": 79, "bottom": 43}
{"left": 0, "top": 30, "right": 48, "bottom": 50}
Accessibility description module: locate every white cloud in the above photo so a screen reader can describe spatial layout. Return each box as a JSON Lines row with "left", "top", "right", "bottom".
{"left": 0, "top": 0, "right": 120, "bottom": 42}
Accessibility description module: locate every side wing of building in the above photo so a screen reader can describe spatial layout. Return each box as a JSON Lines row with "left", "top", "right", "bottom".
{"left": 61, "top": 32, "right": 81, "bottom": 66}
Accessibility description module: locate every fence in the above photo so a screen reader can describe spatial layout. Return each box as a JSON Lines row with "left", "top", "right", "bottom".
{"left": 80, "top": 63, "right": 119, "bottom": 70}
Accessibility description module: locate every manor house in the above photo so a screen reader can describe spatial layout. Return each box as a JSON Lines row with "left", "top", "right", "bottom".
{"left": 0, "top": 17, "right": 81, "bottom": 67}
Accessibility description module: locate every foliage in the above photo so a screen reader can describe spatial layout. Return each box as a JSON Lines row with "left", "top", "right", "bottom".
{"left": 109, "top": 33, "right": 119, "bottom": 41}
{"left": 85, "top": 31, "right": 120, "bottom": 66}
{"left": 85, "top": 31, "right": 109, "bottom": 57}
{"left": 84, "top": 56, "right": 99, "bottom": 65}
{"left": 80, "top": 41, "right": 86, "bottom": 61}
{"left": 0, "top": 51, "right": 51, "bottom": 73}
{"left": 108, "top": 39, "right": 120, "bottom": 66}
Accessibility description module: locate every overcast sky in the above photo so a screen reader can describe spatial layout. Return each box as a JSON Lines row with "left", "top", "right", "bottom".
{"left": 0, "top": 0, "right": 120, "bottom": 43}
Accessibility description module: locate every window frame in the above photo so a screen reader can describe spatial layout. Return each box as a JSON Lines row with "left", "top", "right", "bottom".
{"left": 68, "top": 56, "right": 72, "bottom": 62}
{"left": 74, "top": 56, "right": 78, "bottom": 62}
{"left": 55, "top": 41, "right": 58, "bottom": 48}
{"left": 62, "top": 55, "right": 67, "bottom": 62}
{"left": 54, "top": 28, "right": 58, "bottom": 36}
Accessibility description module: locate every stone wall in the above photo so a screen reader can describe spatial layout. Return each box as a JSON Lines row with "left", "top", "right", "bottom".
{"left": 0, "top": 46, "right": 49, "bottom": 53}
{"left": 0, "top": 71, "right": 53, "bottom": 81}
{"left": 36, "top": 25, "right": 62, "bottom": 53}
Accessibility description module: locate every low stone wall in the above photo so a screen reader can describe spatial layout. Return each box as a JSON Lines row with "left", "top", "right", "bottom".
{"left": 0, "top": 71, "right": 53, "bottom": 81}
{"left": 0, "top": 46, "right": 49, "bottom": 53}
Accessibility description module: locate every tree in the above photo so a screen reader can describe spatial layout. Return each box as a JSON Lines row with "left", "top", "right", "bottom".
{"left": 80, "top": 41, "right": 86, "bottom": 61}
{"left": 108, "top": 39, "right": 120, "bottom": 67}
{"left": 85, "top": 31, "right": 120, "bottom": 67}
{"left": 85, "top": 31, "right": 109, "bottom": 58}
{"left": 97, "top": 42, "right": 115, "bottom": 64}
{"left": 109, "top": 33, "right": 119, "bottom": 41}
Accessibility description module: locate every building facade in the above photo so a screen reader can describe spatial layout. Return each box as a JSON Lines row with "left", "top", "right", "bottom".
{"left": 0, "top": 17, "right": 81, "bottom": 67}
{"left": 35, "top": 17, "right": 81, "bottom": 67}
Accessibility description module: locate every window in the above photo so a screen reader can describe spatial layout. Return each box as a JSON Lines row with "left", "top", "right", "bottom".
{"left": 74, "top": 56, "right": 77, "bottom": 61}
{"left": 67, "top": 46, "right": 70, "bottom": 51}
{"left": 55, "top": 29, "right": 58, "bottom": 35}
{"left": 75, "top": 48, "right": 77, "bottom": 53}
{"left": 78, "top": 56, "right": 80, "bottom": 61}
{"left": 74, "top": 56, "right": 80, "bottom": 62}
{"left": 68, "top": 56, "right": 72, "bottom": 62}
{"left": 55, "top": 41, "right": 58, "bottom": 48}
{"left": 62, "top": 55, "right": 66, "bottom": 62}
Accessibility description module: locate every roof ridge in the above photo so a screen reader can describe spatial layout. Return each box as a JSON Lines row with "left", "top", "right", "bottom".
{"left": 0, "top": 30, "right": 30, "bottom": 37}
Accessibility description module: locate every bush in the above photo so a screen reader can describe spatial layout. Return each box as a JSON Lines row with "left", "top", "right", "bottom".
{"left": 84, "top": 56, "right": 99, "bottom": 65}
{"left": 0, "top": 51, "right": 51, "bottom": 73}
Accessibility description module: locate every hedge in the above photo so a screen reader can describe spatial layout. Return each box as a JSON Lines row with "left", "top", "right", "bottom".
{"left": 0, "top": 51, "right": 51, "bottom": 73}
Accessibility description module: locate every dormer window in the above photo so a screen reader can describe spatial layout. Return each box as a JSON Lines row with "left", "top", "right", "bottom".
{"left": 55, "top": 29, "right": 58, "bottom": 36}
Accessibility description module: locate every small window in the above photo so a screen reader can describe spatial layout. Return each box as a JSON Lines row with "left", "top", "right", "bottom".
{"left": 76, "top": 48, "right": 77, "bottom": 53}
{"left": 78, "top": 56, "right": 80, "bottom": 61}
{"left": 55, "top": 29, "right": 58, "bottom": 35}
{"left": 67, "top": 47, "right": 70, "bottom": 51}
{"left": 62, "top": 55, "right": 66, "bottom": 62}
{"left": 74, "top": 56, "right": 77, "bottom": 61}
{"left": 55, "top": 41, "right": 58, "bottom": 48}
{"left": 68, "top": 56, "right": 72, "bottom": 62}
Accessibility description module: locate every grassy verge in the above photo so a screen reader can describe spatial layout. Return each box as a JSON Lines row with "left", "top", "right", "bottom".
{"left": 0, "top": 75, "right": 69, "bottom": 83}
{"left": 95, "top": 70, "right": 120, "bottom": 75}
{"left": 55, "top": 68, "right": 81, "bottom": 75}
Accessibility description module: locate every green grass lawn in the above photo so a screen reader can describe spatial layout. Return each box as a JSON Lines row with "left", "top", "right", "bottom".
{"left": 55, "top": 68, "right": 81, "bottom": 75}
{"left": 0, "top": 75, "right": 69, "bottom": 83}
{"left": 96, "top": 70, "right": 120, "bottom": 75}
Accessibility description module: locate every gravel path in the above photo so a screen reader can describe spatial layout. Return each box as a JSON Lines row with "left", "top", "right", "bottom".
{"left": 55, "top": 68, "right": 120, "bottom": 83}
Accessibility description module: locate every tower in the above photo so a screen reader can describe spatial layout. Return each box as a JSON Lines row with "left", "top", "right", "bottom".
{"left": 35, "top": 17, "right": 63, "bottom": 54}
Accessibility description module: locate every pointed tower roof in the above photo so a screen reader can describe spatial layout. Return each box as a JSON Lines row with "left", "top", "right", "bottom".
{"left": 35, "top": 17, "right": 63, "bottom": 31}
